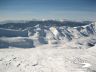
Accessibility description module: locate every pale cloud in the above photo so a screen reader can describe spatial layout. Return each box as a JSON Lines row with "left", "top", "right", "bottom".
{"left": 0, "top": 10, "right": 96, "bottom": 21}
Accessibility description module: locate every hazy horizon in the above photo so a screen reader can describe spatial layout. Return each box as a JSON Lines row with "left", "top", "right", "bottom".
{"left": 0, "top": 0, "right": 96, "bottom": 21}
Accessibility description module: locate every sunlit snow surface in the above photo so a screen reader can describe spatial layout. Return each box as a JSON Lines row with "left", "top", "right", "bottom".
{"left": 50, "top": 27, "right": 59, "bottom": 36}
{"left": 81, "top": 63, "right": 91, "bottom": 68}
{"left": 0, "top": 45, "right": 96, "bottom": 72}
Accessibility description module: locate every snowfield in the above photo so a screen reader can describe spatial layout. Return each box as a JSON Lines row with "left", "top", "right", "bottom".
{"left": 0, "top": 20, "right": 96, "bottom": 72}
{"left": 0, "top": 45, "right": 96, "bottom": 72}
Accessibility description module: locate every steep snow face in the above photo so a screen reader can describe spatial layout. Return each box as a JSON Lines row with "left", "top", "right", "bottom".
{"left": 50, "top": 27, "right": 59, "bottom": 37}
{"left": 0, "top": 21, "right": 96, "bottom": 48}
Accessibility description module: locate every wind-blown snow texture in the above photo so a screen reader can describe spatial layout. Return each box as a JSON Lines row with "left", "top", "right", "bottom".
{"left": 0, "top": 20, "right": 96, "bottom": 48}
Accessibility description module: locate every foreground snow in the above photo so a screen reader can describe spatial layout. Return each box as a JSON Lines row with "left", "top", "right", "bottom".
{"left": 0, "top": 45, "right": 96, "bottom": 72}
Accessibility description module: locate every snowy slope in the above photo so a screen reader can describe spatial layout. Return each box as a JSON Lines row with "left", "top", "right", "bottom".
{"left": 0, "top": 45, "right": 96, "bottom": 72}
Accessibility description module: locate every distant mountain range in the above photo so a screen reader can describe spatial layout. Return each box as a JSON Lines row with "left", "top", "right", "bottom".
{"left": 0, "top": 20, "right": 96, "bottom": 48}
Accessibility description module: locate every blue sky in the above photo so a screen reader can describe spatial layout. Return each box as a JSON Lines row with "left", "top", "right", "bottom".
{"left": 0, "top": 0, "right": 96, "bottom": 21}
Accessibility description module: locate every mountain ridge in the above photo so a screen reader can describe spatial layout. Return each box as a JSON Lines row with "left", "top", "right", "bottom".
{"left": 0, "top": 21, "right": 96, "bottom": 48}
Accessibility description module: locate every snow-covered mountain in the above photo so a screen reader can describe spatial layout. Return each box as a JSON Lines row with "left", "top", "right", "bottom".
{"left": 0, "top": 20, "right": 96, "bottom": 72}
{"left": 0, "top": 20, "right": 96, "bottom": 48}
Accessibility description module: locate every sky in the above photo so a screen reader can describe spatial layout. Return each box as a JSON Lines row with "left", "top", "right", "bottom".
{"left": 0, "top": 0, "right": 96, "bottom": 21}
